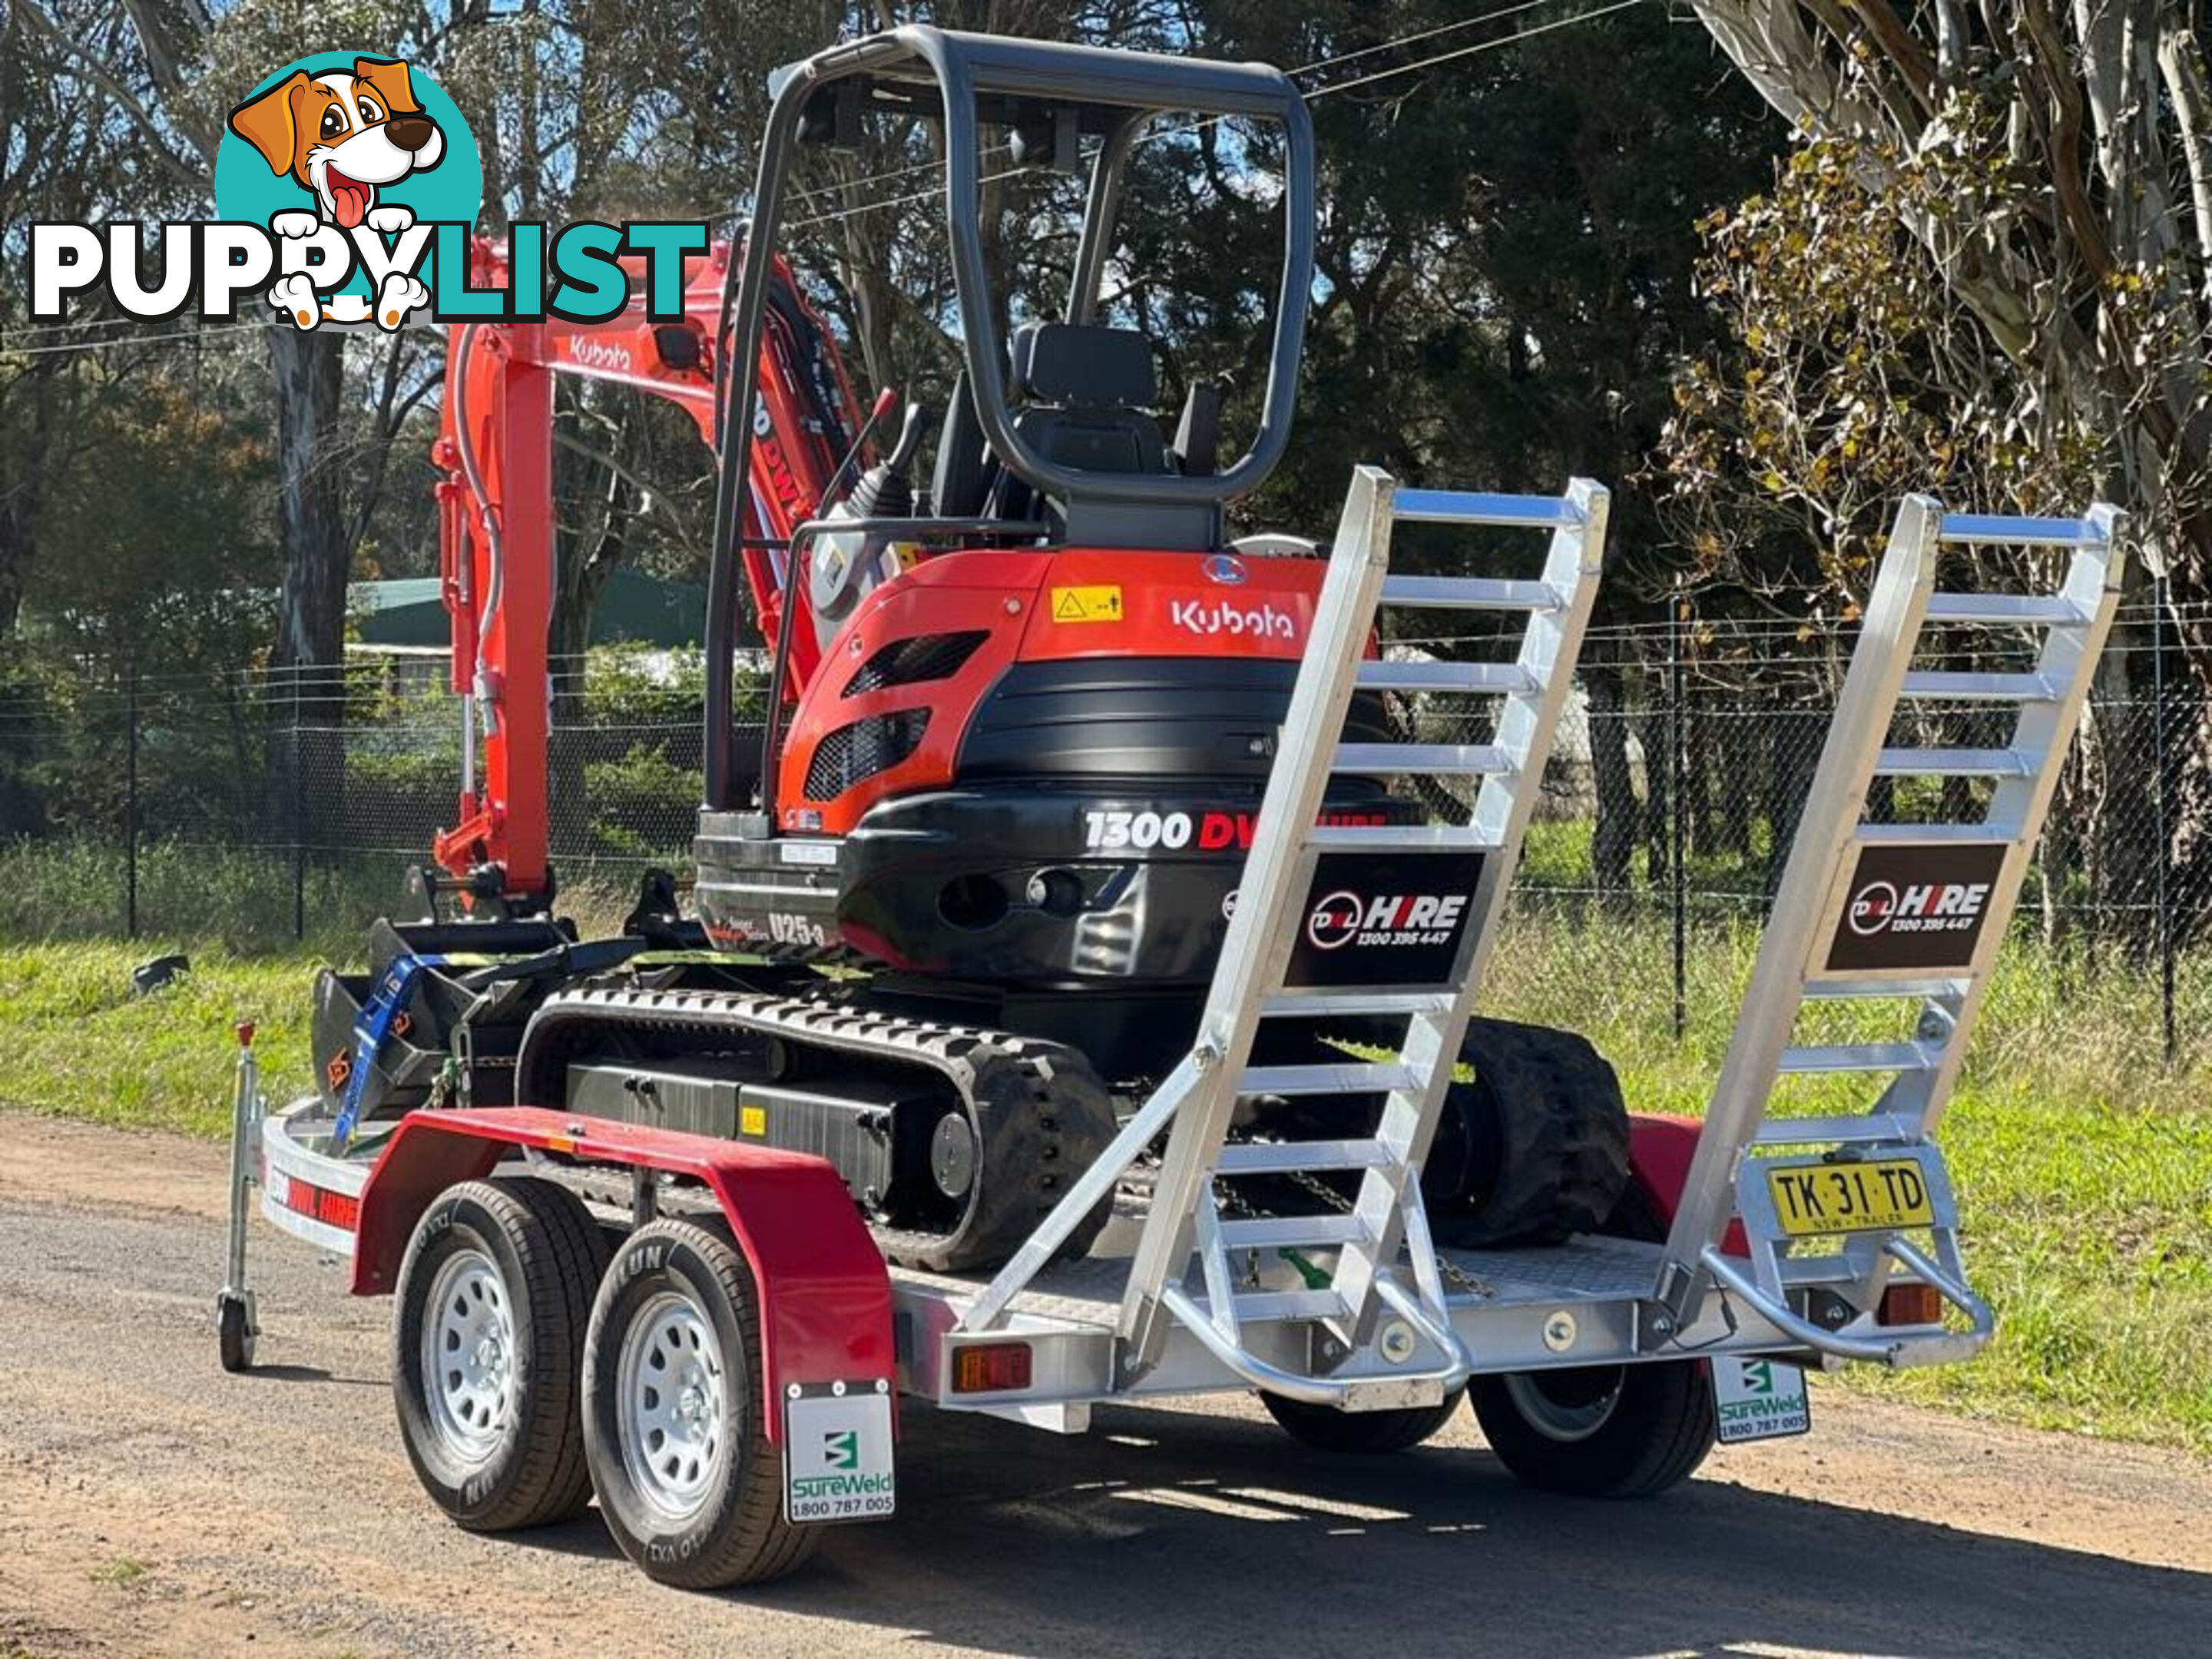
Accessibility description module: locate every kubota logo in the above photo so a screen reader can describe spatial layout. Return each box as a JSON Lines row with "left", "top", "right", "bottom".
{"left": 1846, "top": 879, "right": 1991, "bottom": 937}
{"left": 1306, "top": 891, "right": 1469, "bottom": 951}
{"left": 1168, "top": 598, "right": 1296, "bottom": 641}
{"left": 561, "top": 334, "right": 634, "bottom": 374}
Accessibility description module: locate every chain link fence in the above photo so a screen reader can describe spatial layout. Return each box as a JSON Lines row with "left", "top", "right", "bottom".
{"left": 4, "top": 615, "right": 2207, "bottom": 1064}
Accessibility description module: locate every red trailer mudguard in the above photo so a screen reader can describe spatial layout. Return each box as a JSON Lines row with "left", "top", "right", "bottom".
{"left": 349, "top": 1107, "right": 894, "bottom": 1439}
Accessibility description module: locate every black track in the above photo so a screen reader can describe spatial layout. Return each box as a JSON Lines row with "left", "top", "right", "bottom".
{"left": 513, "top": 985, "right": 1118, "bottom": 1273}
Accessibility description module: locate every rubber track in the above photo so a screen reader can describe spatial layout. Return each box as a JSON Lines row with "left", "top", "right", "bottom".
{"left": 515, "top": 986, "right": 1117, "bottom": 1273}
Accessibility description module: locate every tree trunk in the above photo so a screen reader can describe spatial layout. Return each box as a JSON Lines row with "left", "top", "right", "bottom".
{"left": 0, "top": 356, "right": 59, "bottom": 637}
{"left": 1637, "top": 678, "right": 1670, "bottom": 886}
{"left": 1587, "top": 663, "right": 1637, "bottom": 900}
{"left": 267, "top": 328, "right": 349, "bottom": 851}
{"left": 1770, "top": 709, "right": 1823, "bottom": 894}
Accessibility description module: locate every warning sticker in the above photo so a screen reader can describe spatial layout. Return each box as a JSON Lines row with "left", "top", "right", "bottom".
{"left": 1051, "top": 584, "right": 1124, "bottom": 624}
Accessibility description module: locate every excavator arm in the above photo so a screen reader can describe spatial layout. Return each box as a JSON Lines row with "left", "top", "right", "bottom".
{"left": 429, "top": 235, "right": 863, "bottom": 908}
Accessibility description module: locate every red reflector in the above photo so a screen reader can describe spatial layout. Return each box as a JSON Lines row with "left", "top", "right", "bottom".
{"left": 952, "top": 1342, "right": 1033, "bottom": 1394}
{"left": 1880, "top": 1283, "right": 1942, "bottom": 1326}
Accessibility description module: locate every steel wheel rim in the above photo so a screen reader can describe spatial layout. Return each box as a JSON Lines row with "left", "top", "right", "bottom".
{"left": 1502, "top": 1366, "right": 1623, "bottom": 1443}
{"left": 615, "top": 1288, "right": 730, "bottom": 1522}
{"left": 421, "top": 1247, "right": 516, "bottom": 1466}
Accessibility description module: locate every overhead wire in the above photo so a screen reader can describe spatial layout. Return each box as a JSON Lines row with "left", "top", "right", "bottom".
{"left": 776, "top": 0, "right": 1591, "bottom": 210}
{"left": 765, "top": 0, "right": 1654, "bottom": 229}
{"left": 0, "top": 319, "right": 262, "bottom": 356}
{"left": 3, "top": 1, "right": 1647, "bottom": 356}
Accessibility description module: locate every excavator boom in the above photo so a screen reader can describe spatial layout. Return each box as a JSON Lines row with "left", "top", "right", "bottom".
{"left": 429, "top": 235, "right": 862, "bottom": 906}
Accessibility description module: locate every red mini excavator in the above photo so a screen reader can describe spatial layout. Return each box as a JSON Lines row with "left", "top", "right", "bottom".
{"left": 314, "top": 28, "right": 1628, "bottom": 1275}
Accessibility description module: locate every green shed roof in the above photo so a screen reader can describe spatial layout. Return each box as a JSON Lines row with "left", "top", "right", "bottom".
{"left": 350, "top": 568, "right": 705, "bottom": 649}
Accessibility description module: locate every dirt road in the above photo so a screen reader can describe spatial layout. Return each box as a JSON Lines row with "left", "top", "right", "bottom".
{"left": 2, "top": 1112, "right": 2207, "bottom": 1659}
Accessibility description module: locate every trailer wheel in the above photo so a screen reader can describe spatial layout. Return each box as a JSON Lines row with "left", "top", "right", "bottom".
{"left": 582, "top": 1218, "right": 818, "bottom": 1588}
{"left": 1260, "top": 1389, "right": 1464, "bottom": 1453}
{"left": 392, "top": 1178, "right": 607, "bottom": 1531}
{"left": 1466, "top": 1183, "right": 1716, "bottom": 1497}
{"left": 216, "top": 1293, "right": 254, "bottom": 1373}
{"left": 1468, "top": 1357, "right": 1714, "bottom": 1498}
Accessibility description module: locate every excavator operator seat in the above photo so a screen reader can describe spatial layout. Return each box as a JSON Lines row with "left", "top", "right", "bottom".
{"left": 1008, "top": 321, "right": 1169, "bottom": 476}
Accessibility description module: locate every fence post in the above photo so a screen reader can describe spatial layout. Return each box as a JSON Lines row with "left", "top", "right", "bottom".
{"left": 1670, "top": 579, "right": 1687, "bottom": 1043}
{"left": 124, "top": 664, "right": 140, "bottom": 939}
{"left": 2154, "top": 574, "right": 2176, "bottom": 1067}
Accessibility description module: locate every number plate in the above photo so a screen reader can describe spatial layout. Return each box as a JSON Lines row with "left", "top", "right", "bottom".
{"left": 1763, "top": 1156, "right": 1936, "bottom": 1237}
{"left": 783, "top": 1384, "right": 896, "bottom": 1525}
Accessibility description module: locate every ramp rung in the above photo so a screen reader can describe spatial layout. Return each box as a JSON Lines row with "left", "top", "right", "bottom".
{"left": 1356, "top": 661, "right": 1538, "bottom": 694}
{"left": 1391, "top": 489, "right": 1581, "bottom": 528}
{"left": 1380, "top": 575, "right": 1563, "bottom": 613}
{"left": 1217, "top": 1139, "right": 1394, "bottom": 1175}
{"left": 1306, "top": 823, "right": 1498, "bottom": 853}
{"left": 1802, "top": 975, "right": 1967, "bottom": 1002}
{"left": 1230, "top": 1288, "right": 1350, "bottom": 1323}
{"left": 1239, "top": 1063, "right": 1420, "bottom": 1098}
{"left": 1754, "top": 1114, "right": 1925, "bottom": 1147}
{"left": 1777, "top": 1041, "right": 1938, "bottom": 1075}
{"left": 1854, "top": 823, "right": 2017, "bottom": 846}
{"left": 1219, "top": 1214, "right": 1371, "bottom": 1250}
{"left": 1333, "top": 742, "right": 1513, "bottom": 777}
{"left": 1874, "top": 747, "right": 2035, "bottom": 779}
{"left": 1260, "top": 989, "right": 1459, "bottom": 1018}
{"left": 1925, "top": 593, "right": 2089, "bottom": 625}
{"left": 1936, "top": 514, "right": 2097, "bottom": 548}
{"left": 1899, "top": 670, "right": 2060, "bottom": 703}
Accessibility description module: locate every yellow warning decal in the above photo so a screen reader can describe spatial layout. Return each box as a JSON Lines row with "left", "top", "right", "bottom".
{"left": 1051, "top": 584, "right": 1124, "bottom": 623}
{"left": 740, "top": 1104, "right": 767, "bottom": 1137}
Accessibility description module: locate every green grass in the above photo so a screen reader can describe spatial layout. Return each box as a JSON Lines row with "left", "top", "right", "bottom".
{"left": 2, "top": 894, "right": 2206, "bottom": 1453}
{"left": 0, "top": 939, "right": 318, "bottom": 1136}
{"left": 0, "top": 837, "right": 662, "bottom": 954}
{"left": 85, "top": 1556, "right": 149, "bottom": 1589}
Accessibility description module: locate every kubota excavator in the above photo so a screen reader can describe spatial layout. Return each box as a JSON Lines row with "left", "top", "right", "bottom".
{"left": 313, "top": 27, "right": 1628, "bottom": 1275}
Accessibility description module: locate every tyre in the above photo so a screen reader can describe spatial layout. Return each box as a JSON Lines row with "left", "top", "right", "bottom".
{"left": 1426, "top": 1017, "right": 1631, "bottom": 1248}
{"left": 216, "top": 1293, "right": 254, "bottom": 1373}
{"left": 1467, "top": 1183, "right": 1717, "bottom": 1498}
{"left": 392, "top": 1177, "right": 608, "bottom": 1531}
{"left": 1261, "top": 1389, "right": 1464, "bottom": 1453}
{"left": 582, "top": 1218, "right": 818, "bottom": 1588}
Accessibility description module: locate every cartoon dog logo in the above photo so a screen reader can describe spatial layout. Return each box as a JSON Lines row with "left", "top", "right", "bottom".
{"left": 227, "top": 58, "right": 440, "bottom": 331}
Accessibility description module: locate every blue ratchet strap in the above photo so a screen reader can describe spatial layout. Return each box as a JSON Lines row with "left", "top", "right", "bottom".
{"left": 332, "top": 954, "right": 443, "bottom": 1151}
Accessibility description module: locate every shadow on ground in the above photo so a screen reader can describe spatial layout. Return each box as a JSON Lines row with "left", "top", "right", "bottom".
{"left": 504, "top": 1399, "right": 2206, "bottom": 1659}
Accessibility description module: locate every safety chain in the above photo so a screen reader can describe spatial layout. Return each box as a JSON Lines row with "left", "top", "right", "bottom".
{"left": 1212, "top": 1157, "right": 1496, "bottom": 1300}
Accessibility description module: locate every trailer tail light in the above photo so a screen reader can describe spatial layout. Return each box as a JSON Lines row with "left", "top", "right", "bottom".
{"left": 1880, "top": 1283, "right": 1943, "bottom": 1326}
{"left": 952, "top": 1342, "right": 1033, "bottom": 1394}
